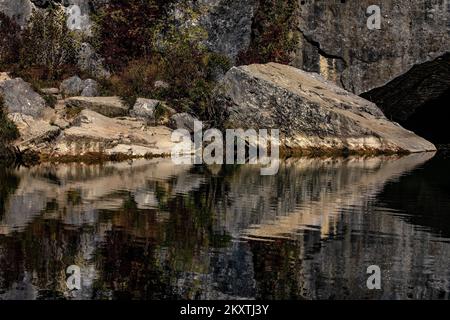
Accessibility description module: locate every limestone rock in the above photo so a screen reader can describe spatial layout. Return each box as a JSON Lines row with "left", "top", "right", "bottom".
{"left": 0, "top": 0, "right": 33, "bottom": 27}
{"left": 50, "top": 109, "right": 180, "bottom": 156}
{"left": 0, "top": 77, "right": 46, "bottom": 117}
{"left": 131, "top": 98, "right": 160, "bottom": 119}
{"left": 40, "top": 88, "right": 60, "bottom": 95}
{"left": 65, "top": 96, "right": 129, "bottom": 118}
{"left": 200, "top": 0, "right": 257, "bottom": 62}
{"left": 60, "top": 76, "right": 83, "bottom": 97}
{"left": 170, "top": 113, "right": 199, "bottom": 134}
{"left": 214, "top": 63, "right": 436, "bottom": 154}
{"left": 81, "top": 79, "right": 99, "bottom": 97}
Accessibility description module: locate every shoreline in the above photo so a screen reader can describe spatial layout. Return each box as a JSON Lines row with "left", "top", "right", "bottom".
{"left": 2, "top": 148, "right": 439, "bottom": 167}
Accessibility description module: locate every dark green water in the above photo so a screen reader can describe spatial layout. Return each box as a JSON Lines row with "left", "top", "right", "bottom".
{"left": 0, "top": 152, "right": 449, "bottom": 300}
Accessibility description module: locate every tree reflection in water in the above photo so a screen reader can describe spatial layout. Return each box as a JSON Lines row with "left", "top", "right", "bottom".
{"left": 0, "top": 154, "right": 449, "bottom": 300}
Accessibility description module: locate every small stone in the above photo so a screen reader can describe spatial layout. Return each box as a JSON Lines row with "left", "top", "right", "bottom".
{"left": 40, "top": 88, "right": 60, "bottom": 95}
{"left": 77, "top": 42, "right": 111, "bottom": 79}
{"left": 154, "top": 80, "right": 170, "bottom": 89}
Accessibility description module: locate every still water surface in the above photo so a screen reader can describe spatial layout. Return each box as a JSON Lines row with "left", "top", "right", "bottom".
{"left": 0, "top": 152, "right": 449, "bottom": 300}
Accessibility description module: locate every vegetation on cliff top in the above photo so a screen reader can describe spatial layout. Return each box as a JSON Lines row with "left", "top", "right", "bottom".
{"left": 1, "top": 7, "right": 80, "bottom": 88}
{"left": 93, "top": 0, "right": 230, "bottom": 117}
{"left": 1, "top": 1, "right": 231, "bottom": 120}
{"left": 237, "top": 0, "right": 300, "bottom": 65}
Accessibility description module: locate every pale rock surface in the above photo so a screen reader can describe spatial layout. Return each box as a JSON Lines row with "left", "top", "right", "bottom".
{"left": 48, "top": 109, "right": 183, "bottom": 156}
{"left": 8, "top": 113, "right": 60, "bottom": 151}
{"left": 65, "top": 96, "right": 129, "bottom": 118}
{"left": 214, "top": 63, "right": 436, "bottom": 154}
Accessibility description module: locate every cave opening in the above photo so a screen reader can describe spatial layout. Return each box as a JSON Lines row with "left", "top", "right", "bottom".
{"left": 362, "top": 53, "right": 450, "bottom": 145}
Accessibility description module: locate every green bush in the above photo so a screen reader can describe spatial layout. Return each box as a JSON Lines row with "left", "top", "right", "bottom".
{"left": 109, "top": 57, "right": 165, "bottom": 107}
{"left": 0, "top": 95, "right": 19, "bottom": 145}
{"left": 20, "top": 7, "right": 79, "bottom": 80}
{"left": 93, "top": 0, "right": 175, "bottom": 72}
{"left": 42, "top": 94, "right": 58, "bottom": 109}
{"left": 237, "top": 0, "right": 300, "bottom": 65}
{"left": 101, "top": 18, "right": 231, "bottom": 118}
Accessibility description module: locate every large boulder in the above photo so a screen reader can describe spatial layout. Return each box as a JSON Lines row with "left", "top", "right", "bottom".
{"left": 50, "top": 109, "right": 180, "bottom": 156}
{"left": 60, "top": 76, "right": 83, "bottom": 97}
{"left": 60, "top": 76, "right": 99, "bottom": 97}
{"left": 214, "top": 63, "right": 436, "bottom": 154}
{"left": 65, "top": 96, "right": 129, "bottom": 118}
{"left": 0, "top": 77, "right": 46, "bottom": 117}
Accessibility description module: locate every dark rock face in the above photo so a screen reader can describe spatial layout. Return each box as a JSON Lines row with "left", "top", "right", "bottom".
{"left": 362, "top": 53, "right": 450, "bottom": 143}
{"left": 200, "top": 0, "right": 258, "bottom": 62}
{"left": 403, "top": 89, "right": 450, "bottom": 144}
{"left": 214, "top": 63, "right": 436, "bottom": 153}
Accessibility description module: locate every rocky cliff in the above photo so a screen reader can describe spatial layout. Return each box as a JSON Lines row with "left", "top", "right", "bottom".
{"left": 204, "top": 0, "right": 449, "bottom": 94}
{"left": 292, "top": 0, "right": 450, "bottom": 94}
{"left": 2, "top": 0, "right": 447, "bottom": 94}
